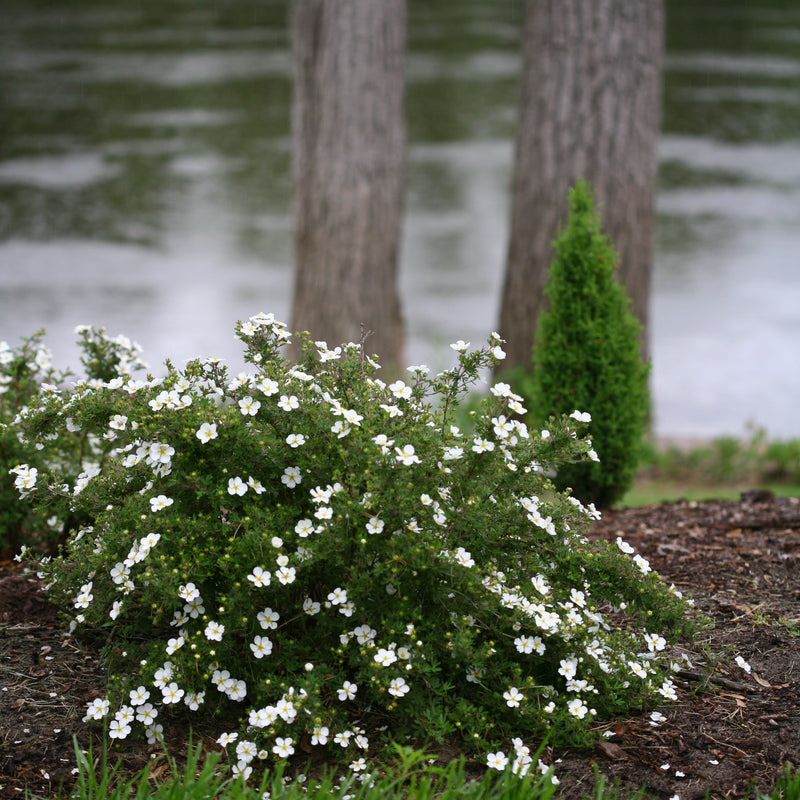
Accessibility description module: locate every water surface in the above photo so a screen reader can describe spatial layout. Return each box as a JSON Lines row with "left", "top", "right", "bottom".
{"left": 1, "top": 0, "right": 799, "bottom": 438}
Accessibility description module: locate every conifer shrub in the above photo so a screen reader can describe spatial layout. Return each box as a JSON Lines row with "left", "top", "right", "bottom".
{"left": 526, "top": 181, "right": 650, "bottom": 508}
{"left": 11, "top": 314, "right": 691, "bottom": 782}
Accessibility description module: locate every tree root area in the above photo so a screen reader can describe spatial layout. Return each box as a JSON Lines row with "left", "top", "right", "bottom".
{"left": 1, "top": 494, "right": 799, "bottom": 799}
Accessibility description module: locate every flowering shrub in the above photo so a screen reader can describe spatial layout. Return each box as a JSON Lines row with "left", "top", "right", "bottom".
{"left": 1, "top": 328, "right": 148, "bottom": 558}
{"left": 12, "top": 314, "right": 693, "bottom": 780}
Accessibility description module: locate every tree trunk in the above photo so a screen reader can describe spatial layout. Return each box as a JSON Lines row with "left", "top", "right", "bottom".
{"left": 290, "top": 0, "right": 406, "bottom": 372}
{"left": 498, "top": 0, "right": 663, "bottom": 370}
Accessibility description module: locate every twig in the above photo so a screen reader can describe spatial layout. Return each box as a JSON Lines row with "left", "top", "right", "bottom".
{"left": 675, "top": 668, "right": 755, "bottom": 693}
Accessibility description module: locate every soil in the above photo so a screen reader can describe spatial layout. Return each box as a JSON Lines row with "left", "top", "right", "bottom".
{"left": 1, "top": 493, "right": 799, "bottom": 799}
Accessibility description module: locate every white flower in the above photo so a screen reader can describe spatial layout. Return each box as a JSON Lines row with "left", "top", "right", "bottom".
{"left": 443, "top": 446, "right": 464, "bottom": 461}
{"left": 514, "top": 635, "right": 545, "bottom": 655}
{"left": 149, "top": 495, "right": 173, "bottom": 512}
{"left": 204, "top": 621, "right": 225, "bottom": 641}
{"left": 153, "top": 662, "right": 174, "bottom": 689}
{"left": 374, "top": 648, "right": 397, "bottom": 667}
{"left": 327, "top": 587, "right": 347, "bottom": 605}
{"left": 286, "top": 433, "right": 306, "bottom": 448}
{"left": 449, "top": 340, "right": 470, "bottom": 352}
{"left": 276, "top": 565, "right": 296, "bottom": 585}
{"left": 452, "top": 547, "right": 474, "bottom": 568}
{"left": 658, "top": 679, "right": 678, "bottom": 701}
{"left": 395, "top": 444, "right": 420, "bottom": 465}
{"left": 109, "top": 718, "right": 131, "bottom": 739}
{"left": 487, "top": 751, "right": 508, "bottom": 771}
{"left": 278, "top": 466, "right": 300, "bottom": 488}
{"left": 491, "top": 415, "right": 514, "bottom": 439}
{"left": 352, "top": 624, "right": 376, "bottom": 644}
{"left": 165, "top": 636, "right": 184, "bottom": 655}
{"left": 558, "top": 657, "right": 578, "bottom": 680}
{"left": 238, "top": 396, "right": 261, "bottom": 416}
{"left": 272, "top": 737, "right": 295, "bottom": 758}
{"left": 372, "top": 434, "right": 395, "bottom": 455}
{"left": 278, "top": 394, "right": 299, "bottom": 411}
{"left": 226, "top": 679, "right": 247, "bottom": 701}
{"left": 257, "top": 378, "right": 279, "bottom": 396}
{"left": 365, "top": 516, "right": 384, "bottom": 535}
{"left": 735, "top": 655, "right": 752, "bottom": 674}
{"left": 196, "top": 422, "right": 218, "bottom": 443}
{"left": 567, "top": 698, "right": 589, "bottom": 719}
{"left": 388, "top": 677, "right": 410, "bottom": 697}
{"left": 616, "top": 536, "right": 635, "bottom": 554}
{"left": 334, "top": 731, "right": 352, "bottom": 747}
{"left": 109, "top": 414, "right": 128, "bottom": 431}
{"left": 388, "top": 380, "right": 412, "bottom": 400}
{"left": 471, "top": 437, "right": 495, "bottom": 453}
{"left": 342, "top": 408, "right": 363, "bottom": 426}
{"left": 628, "top": 660, "right": 648, "bottom": 679}
{"left": 135, "top": 703, "right": 158, "bottom": 725}
{"left": 303, "top": 597, "right": 321, "bottom": 615}
{"left": 310, "top": 485, "right": 332, "bottom": 504}
{"left": 633, "top": 554, "right": 651, "bottom": 574}
{"left": 250, "top": 635, "right": 273, "bottom": 659}
{"left": 645, "top": 632, "right": 666, "bottom": 652}
{"left": 145, "top": 724, "right": 163, "bottom": 744}
{"left": 236, "top": 740, "right": 258, "bottom": 765}
{"left": 257, "top": 607, "right": 280, "bottom": 630}
{"left": 503, "top": 687, "right": 524, "bottom": 708}
{"left": 161, "top": 682, "right": 185, "bottom": 704}
{"left": 227, "top": 476, "right": 247, "bottom": 496}
{"left": 83, "top": 698, "right": 109, "bottom": 721}
{"left": 178, "top": 582, "right": 200, "bottom": 602}
{"left": 247, "top": 567, "right": 271, "bottom": 587}
{"left": 311, "top": 726, "right": 329, "bottom": 746}
{"left": 531, "top": 574, "right": 550, "bottom": 595}
{"left": 337, "top": 681, "right": 357, "bottom": 701}
{"left": 569, "top": 410, "right": 592, "bottom": 423}
{"left": 217, "top": 732, "right": 238, "bottom": 747}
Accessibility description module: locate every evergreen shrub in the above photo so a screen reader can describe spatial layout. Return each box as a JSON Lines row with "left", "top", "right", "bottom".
{"left": 527, "top": 181, "right": 650, "bottom": 508}
{"left": 12, "top": 314, "right": 691, "bottom": 781}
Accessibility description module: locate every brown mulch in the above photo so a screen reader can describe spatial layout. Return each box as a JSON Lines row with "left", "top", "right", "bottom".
{"left": 1, "top": 493, "right": 799, "bottom": 799}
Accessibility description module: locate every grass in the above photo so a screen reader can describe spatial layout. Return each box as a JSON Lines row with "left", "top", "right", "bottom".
{"left": 40, "top": 739, "right": 563, "bottom": 800}
{"left": 37, "top": 738, "right": 800, "bottom": 800}
{"left": 620, "top": 433, "right": 800, "bottom": 507}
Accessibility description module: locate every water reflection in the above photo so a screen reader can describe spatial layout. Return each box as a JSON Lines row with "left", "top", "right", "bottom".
{"left": 0, "top": 0, "right": 799, "bottom": 438}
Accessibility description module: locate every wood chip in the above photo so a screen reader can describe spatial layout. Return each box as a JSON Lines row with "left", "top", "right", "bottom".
{"left": 596, "top": 740, "right": 627, "bottom": 761}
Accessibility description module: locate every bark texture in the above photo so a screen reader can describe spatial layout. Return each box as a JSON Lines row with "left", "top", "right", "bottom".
{"left": 499, "top": 0, "right": 663, "bottom": 369}
{"left": 290, "top": 0, "right": 406, "bottom": 371}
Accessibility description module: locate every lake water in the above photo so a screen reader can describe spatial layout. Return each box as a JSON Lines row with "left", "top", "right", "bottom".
{"left": 1, "top": 0, "right": 799, "bottom": 439}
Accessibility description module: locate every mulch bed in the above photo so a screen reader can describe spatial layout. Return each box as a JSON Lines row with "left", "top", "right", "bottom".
{"left": 1, "top": 493, "right": 799, "bottom": 799}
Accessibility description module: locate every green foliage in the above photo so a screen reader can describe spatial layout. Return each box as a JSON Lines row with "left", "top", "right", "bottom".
{"left": 526, "top": 181, "right": 650, "bottom": 508}
{"left": 12, "top": 314, "right": 692, "bottom": 782}
{"left": 55, "top": 739, "right": 565, "bottom": 800}
{"left": 636, "top": 430, "right": 800, "bottom": 488}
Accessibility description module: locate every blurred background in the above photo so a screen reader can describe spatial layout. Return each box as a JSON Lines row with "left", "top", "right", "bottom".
{"left": 1, "top": 0, "right": 799, "bottom": 439}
